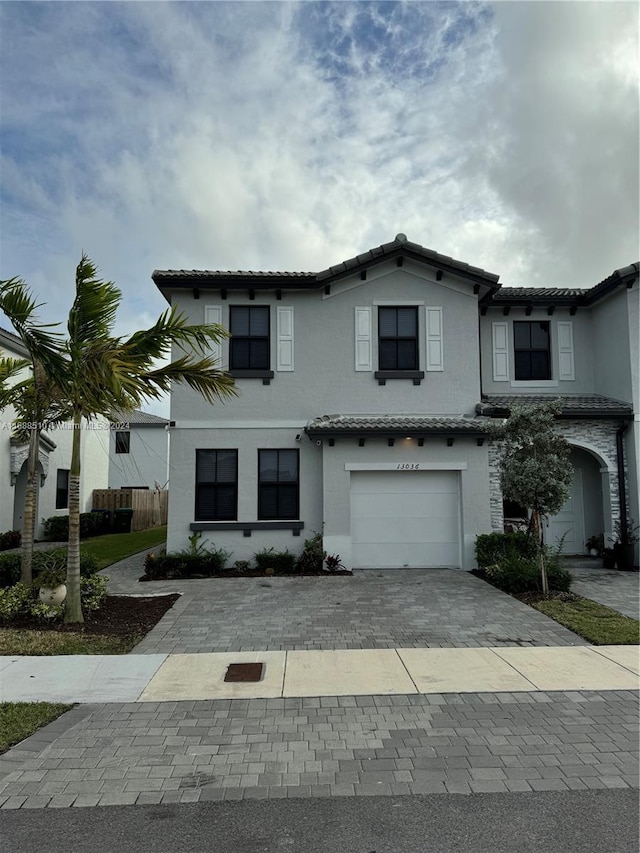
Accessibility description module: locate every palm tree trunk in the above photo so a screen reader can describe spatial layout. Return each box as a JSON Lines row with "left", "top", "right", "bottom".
{"left": 21, "top": 426, "right": 40, "bottom": 584}
{"left": 64, "top": 411, "right": 83, "bottom": 623}
{"left": 535, "top": 510, "right": 550, "bottom": 596}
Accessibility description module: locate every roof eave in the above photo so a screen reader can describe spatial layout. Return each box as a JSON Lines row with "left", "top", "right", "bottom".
{"left": 304, "top": 425, "right": 490, "bottom": 439}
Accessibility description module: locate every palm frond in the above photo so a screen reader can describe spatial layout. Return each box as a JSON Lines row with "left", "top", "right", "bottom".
{"left": 0, "top": 357, "right": 30, "bottom": 408}
{"left": 0, "top": 279, "right": 67, "bottom": 378}
{"left": 67, "top": 254, "right": 121, "bottom": 354}
{"left": 144, "top": 357, "right": 238, "bottom": 404}
{"left": 123, "top": 307, "right": 230, "bottom": 361}
{"left": 9, "top": 366, "right": 74, "bottom": 442}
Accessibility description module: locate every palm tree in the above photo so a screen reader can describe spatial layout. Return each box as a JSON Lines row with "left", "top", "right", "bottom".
{"left": 61, "top": 255, "right": 236, "bottom": 622}
{"left": 10, "top": 367, "right": 71, "bottom": 583}
{"left": 0, "top": 281, "right": 67, "bottom": 583}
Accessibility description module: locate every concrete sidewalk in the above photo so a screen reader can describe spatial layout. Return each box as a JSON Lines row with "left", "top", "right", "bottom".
{"left": 2, "top": 646, "right": 638, "bottom": 704}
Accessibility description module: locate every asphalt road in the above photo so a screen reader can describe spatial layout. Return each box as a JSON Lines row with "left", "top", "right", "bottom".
{"left": 2, "top": 790, "right": 638, "bottom": 853}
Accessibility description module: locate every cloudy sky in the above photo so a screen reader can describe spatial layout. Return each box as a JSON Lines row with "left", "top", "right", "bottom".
{"left": 1, "top": 1, "right": 638, "bottom": 412}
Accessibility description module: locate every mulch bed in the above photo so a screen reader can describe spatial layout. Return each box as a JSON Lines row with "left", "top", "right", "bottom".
{"left": 514, "top": 590, "right": 578, "bottom": 605}
{"left": 3, "top": 594, "right": 180, "bottom": 638}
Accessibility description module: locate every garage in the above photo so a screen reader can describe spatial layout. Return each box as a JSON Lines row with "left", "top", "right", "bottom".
{"left": 350, "top": 470, "right": 461, "bottom": 569}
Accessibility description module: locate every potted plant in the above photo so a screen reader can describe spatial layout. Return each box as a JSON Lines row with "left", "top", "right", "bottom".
{"left": 609, "top": 518, "right": 639, "bottom": 571}
{"left": 35, "top": 565, "right": 67, "bottom": 605}
{"left": 585, "top": 534, "right": 604, "bottom": 558}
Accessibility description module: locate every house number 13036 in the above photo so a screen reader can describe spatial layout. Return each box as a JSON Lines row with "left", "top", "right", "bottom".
{"left": 396, "top": 463, "right": 420, "bottom": 470}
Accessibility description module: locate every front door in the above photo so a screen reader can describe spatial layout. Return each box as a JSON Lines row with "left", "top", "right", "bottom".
{"left": 546, "top": 469, "right": 584, "bottom": 554}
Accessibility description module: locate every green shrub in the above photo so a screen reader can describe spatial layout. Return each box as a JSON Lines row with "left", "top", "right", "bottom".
{"left": 325, "top": 554, "right": 345, "bottom": 572}
{"left": 143, "top": 548, "right": 231, "bottom": 580}
{"left": 475, "top": 532, "right": 537, "bottom": 568}
{"left": 0, "top": 549, "right": 100, "bottom": 589}
{"left": 81, "top": 574, "right": 109, "bottom": 612}
{"left": 485, "top": 552, "right": 572, "bottom": 594}
{"left": 254, "top": 548, "right": 297, "bottom": 573}
{"left": 296, "top": 532, "right": 325, "bottom": 573}
{"left": 0, "top": 574, "right": 109, "bottom": 622}
{"left": 42, "top": 511, "right": 109, "bottom": 542}
{"left": 0, "top": 530, "right": 21, "bottom": 551}
{"left": 0, "top": 583, "right": 35, "bottom": 619}
{"left": 0, "top": 554, "right": 20, "bottom": 588}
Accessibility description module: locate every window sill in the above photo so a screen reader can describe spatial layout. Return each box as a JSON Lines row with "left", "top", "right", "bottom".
{"left": 190, "top": 520, "right": 304, "bottom": 537}
{"left": 510, "top": 379, "right": 559, "bottom": 388}
{"left": 228, "top": 369, "right": 274, "bottom": 385}
{"left": 374, "top": 370, "right": 424, "bottom": 386}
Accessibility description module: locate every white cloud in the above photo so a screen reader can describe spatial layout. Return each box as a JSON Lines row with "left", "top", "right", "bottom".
{"left": 0, "top": 0, "right": 637, "bottom": 338}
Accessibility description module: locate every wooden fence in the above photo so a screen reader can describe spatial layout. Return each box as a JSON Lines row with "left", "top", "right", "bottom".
{"left": 91, "top": 489, "right": 168, "bottom": 532}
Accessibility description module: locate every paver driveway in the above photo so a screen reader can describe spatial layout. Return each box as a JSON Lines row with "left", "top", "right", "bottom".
{"left": 105, "top": 558, "right": 586, "bottom": 652}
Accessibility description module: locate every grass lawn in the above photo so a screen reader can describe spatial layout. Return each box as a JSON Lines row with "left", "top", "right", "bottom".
{"left": 531, "top": 596, "right": 640, "bottom": 645}
{"left": 0, "top": 702, "right": 72, "bottom": 754}
{"left": 79, "top": 525, "right": 166, "bottom": 569}
{"left": 0, "top": 628, "right": 142, "bottom": 656}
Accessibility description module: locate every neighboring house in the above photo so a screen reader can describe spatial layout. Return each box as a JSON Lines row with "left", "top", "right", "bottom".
{"left": 152, "top": 234, "right": 639, "bottom": 569}
{"left": 0, "top": 327, "right": 110, "bottom": 539}
{"left": 108, "top": 408, "right": 169, "bottom": 490}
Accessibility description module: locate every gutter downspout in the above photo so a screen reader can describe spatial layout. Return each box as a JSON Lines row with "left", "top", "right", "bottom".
{"left": 616, "top": 419, "right": 631, "bottom": 539}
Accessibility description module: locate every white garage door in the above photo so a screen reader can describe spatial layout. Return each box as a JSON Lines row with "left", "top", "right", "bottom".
{"left": 350, "top": 471, "right": 461, "bottom": 568}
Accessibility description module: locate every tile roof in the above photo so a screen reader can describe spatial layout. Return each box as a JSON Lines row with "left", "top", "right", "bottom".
{"left": 315, "top": 234, "right": 500, "bottom": 285}
{"left": 153, "top": 269, "right": 315, "bottom": 279}
{"left": 152, "top": 234, "right": 501, "bottom": 295}
{"left": 109, "top": 408, "right": 169, "bottom": 426}
{"left": 491, "top": 287, "right": 585, "bottom": 300}
{"left": 477, "top": 395, "right": 632, "bottom": 417}
{"left": 305, "top": 414, "right": 492, "bottom": 435}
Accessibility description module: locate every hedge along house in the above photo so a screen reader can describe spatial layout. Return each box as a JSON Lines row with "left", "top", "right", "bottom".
{"left": 153, "top": 235, "right": 639, "bottom": 569}
{"left": 0, "top": 326, "right": 110, "bottom": 540}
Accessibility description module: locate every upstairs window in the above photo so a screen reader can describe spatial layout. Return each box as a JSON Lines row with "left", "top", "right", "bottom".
{"left": 195, "top": 449, "right": 237, "bottom": 521}
{"left": 56, "top": 469, "right": 70, "bottom": 510}
{"left": 258, "top": 449, "right": 299, "bottom": 520}
{"left": 115, "top": 431, "right": 130, "bottom": 454}
{"left": 229, "top": 306, "right": 270, "bottom": 370}
{"left": 378, "top": 307, "right": 418, "bottom": 370}
{"left": 514, "top": 321, "right": 551, "bottom": 381}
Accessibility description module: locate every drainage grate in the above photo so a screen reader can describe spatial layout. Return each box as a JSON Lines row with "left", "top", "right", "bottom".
{"left": 224, "top": 662, "right": 265, "bottom": 682}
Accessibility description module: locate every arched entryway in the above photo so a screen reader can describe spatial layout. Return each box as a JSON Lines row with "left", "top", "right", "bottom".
{"left": 545, "top": 446, "right": 609, "bottom": 554}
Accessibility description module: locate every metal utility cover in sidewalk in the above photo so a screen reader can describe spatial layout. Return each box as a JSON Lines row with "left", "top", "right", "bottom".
{"left": 224, "top": 662, "right": 264, "bottom": 682}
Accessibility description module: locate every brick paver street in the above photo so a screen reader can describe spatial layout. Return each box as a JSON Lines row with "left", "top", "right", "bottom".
{"left": 0, "top": 690, "right": 637, "bottom": 808}
{"left": 1, "top": 551, "right": 636, "bottom": 812}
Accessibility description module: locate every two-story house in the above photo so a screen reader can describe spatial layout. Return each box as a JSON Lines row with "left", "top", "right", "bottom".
{"left": 152, "top": 234, "right": 638, "bottom": 569}
{"left": 0, "top": 326, "right": 110, "bottom": 539}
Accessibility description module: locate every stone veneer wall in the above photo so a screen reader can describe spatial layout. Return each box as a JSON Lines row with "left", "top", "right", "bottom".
{"left": 488, "top": 419, "right": 627, "bottom": 533}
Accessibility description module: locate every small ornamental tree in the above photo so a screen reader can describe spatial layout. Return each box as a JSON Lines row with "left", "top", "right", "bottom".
{"left": 490, "top": 401, "right": 573, "bottom": 595}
